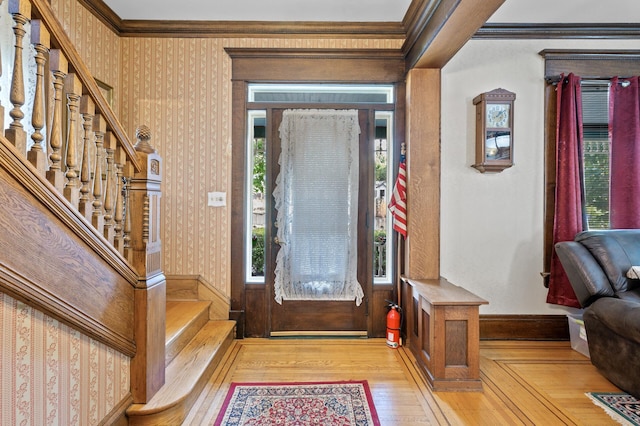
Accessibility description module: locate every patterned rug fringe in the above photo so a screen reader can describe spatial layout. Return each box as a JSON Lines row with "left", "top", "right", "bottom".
{"left": 215, "top": 380, "right": 380, "bottom": 426}
{"left": 586, "top": 392, "right": 640, "bottom": 426}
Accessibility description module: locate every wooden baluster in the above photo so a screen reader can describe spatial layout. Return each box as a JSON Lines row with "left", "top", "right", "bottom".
{"left": 113, "top": 145, "right": 127, "bottom": 254}
{"left": 46, "top": 50, "right": 68, "bottom": 192}
{"left": 103, "top": 131, "right": 116, "bottom": 243}
{"left": 91, "top": 113, "right": 105, "bottom": 234}
{"left": 123, "top": 167, "right": 132, "bottom": 263}
{"left": 27, "top": 19, "right": 50, "bottom": 176}
{"left": 63, "top": 73, "right": 82, "bottom": 208}
{"left": 77, "top": 96, "right": 95, "bottom": 220}
{"left": 5, "top": 0, "right": 31, "bottom": 155}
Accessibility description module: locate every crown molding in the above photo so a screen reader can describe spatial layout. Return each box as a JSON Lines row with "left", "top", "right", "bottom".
{"left": 475, "top": 23, "right": 640, "bottom": 39}
{"left": 77, "top": 0, "right": 122, "bottom": 34}
{"left": 79, "top": 0, "right": 407, "bottom": 38}
{"left": 117, "top": 20, "right": 406, "bottom": 39}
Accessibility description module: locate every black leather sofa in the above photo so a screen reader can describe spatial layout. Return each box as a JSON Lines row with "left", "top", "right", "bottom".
{"left": 555, "top": 229, "right": 640, "bottom": 398}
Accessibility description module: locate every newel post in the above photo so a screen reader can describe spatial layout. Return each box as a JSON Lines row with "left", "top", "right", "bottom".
{"left": 129, "top": 125, "right": 166, "bottom": 403}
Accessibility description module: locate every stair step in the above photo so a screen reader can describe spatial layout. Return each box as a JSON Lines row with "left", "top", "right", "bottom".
{"left": 127, "top": 320, "right": 236, "bottom": 425}
{"left": 166, "top": 300, "right": 211, "bottom": 366}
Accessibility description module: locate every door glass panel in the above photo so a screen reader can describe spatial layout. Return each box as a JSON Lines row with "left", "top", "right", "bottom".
{"left": 246, "top": 110, "right": 266, "bottom": 283}
{"left": 374, "top": 112, "right": 393, "bottom": 284}
{"left": 274, "top": 109, "right": 364, "bottom": 305}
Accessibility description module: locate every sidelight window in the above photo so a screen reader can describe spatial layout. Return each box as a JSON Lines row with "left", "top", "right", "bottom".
{"left": 374, "top": 112, "right": 394, "bottom": 284}
{"left": 246, "top": 110, "right": 267, "bottom": 283}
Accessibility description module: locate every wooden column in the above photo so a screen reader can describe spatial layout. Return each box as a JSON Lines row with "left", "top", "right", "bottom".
{"left": 63, "top": 73, "right": 82, "bottom": 208}
{"left": 46, "top": 49, "right": 68, "bottom": 192}
{"left": 103, "top": 131, "right": 116, "bottom": 243}
{"left": 27, "top": 19, "right": 49, "bottom": 175}
{"left": 91, "top": 113, "right": 106, "bottom": 233}
{"left": 78, "top": 96, "right": 95, "bottom": 220}
{"left": 404, "top": 68, "right": 441, "bottom": 279}
{"left": 129, "top": 125, "right": 166, "bottom": 404}
{"left": 5, "top": 0, "right": 31, "bottom": 155}
{"left": 113, "top": 145, "right": 127, "bottom": 254}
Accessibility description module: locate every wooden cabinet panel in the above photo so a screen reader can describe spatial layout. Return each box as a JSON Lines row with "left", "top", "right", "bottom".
{"left": 401, "top": 277, "right": 487, "bottom": 392}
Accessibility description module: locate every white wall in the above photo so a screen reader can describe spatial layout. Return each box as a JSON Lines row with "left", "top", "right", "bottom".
{"left": 440, "top": 38, "right": 640, "bottom": 315}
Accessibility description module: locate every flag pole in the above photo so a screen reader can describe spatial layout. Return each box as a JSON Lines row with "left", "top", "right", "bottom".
{"left": 388, "top": 142, "right": 407, "bottom": 317}
{"left": 397, "top": 142, "right": 406, "bottom": 310}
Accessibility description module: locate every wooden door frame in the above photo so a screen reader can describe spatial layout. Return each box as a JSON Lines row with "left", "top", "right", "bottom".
{"left": 226, "top": 48, "right": 407, "bottom": 337}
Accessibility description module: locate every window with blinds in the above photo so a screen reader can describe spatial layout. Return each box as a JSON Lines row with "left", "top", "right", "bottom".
{"left": 581, "top": 83, "right": 610, "bottom": 229}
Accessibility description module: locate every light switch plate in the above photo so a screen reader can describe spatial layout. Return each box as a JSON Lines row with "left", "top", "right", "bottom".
{"left": 208, "top": 192, "right": 226, "bottom": 207}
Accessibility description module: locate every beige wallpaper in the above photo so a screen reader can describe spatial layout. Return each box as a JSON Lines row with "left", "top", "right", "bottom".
{"left": 0, "top": 291, "right": 130, "bottom": 425}
{"left": 51, "top": 1, "right": 403, "bottom": 300}
{"left": 119, "top": 37, "right": 403, "bottom": 297}
{"left": 53, "top": 0, "right": 404, "bottom": 299}
{"left": 50, "top": 0, "right": 121, "bottom": 115}
{"left": 2, "top": 2, "right": 402, "bottom": 423}
{"left": 1, "top": 4, "right": 130, "bottom": 425}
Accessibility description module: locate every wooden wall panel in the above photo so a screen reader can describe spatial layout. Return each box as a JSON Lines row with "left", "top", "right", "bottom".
{"left": 0, "top": 141, "right": 136, "bottom": 355}
{"left": 405, "top": 68, "right": 440, "bottom": 279}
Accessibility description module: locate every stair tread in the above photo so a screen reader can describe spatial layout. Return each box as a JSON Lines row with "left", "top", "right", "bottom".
{"left": 128, "top": 320, "right": 235, "bottom": 414}
{"left": 165, "top": 300, "right": 211, "bottom": 345}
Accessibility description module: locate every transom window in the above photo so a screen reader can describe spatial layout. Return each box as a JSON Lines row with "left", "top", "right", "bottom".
{"left": 248, "top": 84, "right": 394, "bottom": 104}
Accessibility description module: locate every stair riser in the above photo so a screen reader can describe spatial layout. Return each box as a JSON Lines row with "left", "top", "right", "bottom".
{"left": 128, "top": 327, "right": 234, "bottom": 426}
{"left": 165, "top": 304, "right": 210, "bottom": 366}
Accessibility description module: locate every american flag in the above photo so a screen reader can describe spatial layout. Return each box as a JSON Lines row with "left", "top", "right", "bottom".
{"left": 388, "top": 156, "right": 407, "bottom": 237}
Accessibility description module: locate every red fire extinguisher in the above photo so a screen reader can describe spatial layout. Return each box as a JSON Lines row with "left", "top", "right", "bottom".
{"left": 386, "top": 301, "right": 402, "bottom": 348}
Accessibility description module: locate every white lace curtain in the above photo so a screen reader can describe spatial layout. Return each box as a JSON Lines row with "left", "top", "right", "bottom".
{"left": 274, "top": 109, "right": 364, "bottom": 305}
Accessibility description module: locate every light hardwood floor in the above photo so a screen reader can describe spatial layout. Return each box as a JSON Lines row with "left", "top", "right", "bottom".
{"left": 183, "top": 339, "right": 621, "bottom": 425}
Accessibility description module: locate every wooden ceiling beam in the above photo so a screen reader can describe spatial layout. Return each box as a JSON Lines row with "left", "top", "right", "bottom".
{"left": 404, "top": 0, "right": 505, "bottom": 69}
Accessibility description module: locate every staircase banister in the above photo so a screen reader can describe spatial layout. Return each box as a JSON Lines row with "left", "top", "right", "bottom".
{"left": 29, "top": 0, "right": 141, "bottom": 173}
{"left": 0, "top": 131, "right": 138, "bottom": 356}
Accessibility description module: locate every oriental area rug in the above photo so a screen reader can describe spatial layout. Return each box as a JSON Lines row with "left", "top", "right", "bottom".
{"left": 214, "top": 380, "right": 381, "bottom": 426}
{"left": 586, "top": 392, "right": 640, "bottom": 425}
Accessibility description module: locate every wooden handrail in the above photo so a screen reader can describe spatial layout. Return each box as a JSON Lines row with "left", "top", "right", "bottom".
{"left": 29, "top": 0, "right": 141, "bottom": 172}
{"left": 1, "top": 0, "right": 167, "bottom": 407}
{"left": 0, "top": 132, "right": 138, "bottom": 356}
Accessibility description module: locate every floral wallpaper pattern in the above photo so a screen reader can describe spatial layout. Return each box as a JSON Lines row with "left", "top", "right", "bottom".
{"left": 0, "top": 292, "right": 130, "bottom": 425}
{"left": 118, "top": 37, "right": 403, "bottom": 298}
{"left": 50, "top": 0, "right": 403, "bottom": 301}
{"left": 1, "top": 2, "right": 403, "bottom": 424}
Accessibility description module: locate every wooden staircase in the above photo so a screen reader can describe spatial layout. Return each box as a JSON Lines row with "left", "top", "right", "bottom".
{"left": 126, "top": 301, "right": 235, "bottom": 425}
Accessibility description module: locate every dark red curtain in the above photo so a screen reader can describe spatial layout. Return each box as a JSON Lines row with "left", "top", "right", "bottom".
{"left": 547, "top": 74, "right": 584, "bottom": 308}
{"left": 609, "top": 76, "right": 640, "bottom": 228}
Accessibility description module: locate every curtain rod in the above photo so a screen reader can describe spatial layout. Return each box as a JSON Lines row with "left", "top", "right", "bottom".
{"left": 545, "top": 75, "right": 632, "bottom": 86}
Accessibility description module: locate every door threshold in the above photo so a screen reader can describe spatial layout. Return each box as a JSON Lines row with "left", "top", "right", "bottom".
{"left": 270, "top": 331, "right": 368, "bottom": 338}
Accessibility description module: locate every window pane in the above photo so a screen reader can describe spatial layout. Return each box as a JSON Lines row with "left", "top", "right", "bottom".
{"left": 374, "top": 112, "right": 393, "bottom": 284}
{"left": 249, "top": 84, "right": 394, "bottom": 104}
{"left": 583, "top": 132, "right": 610, "bottom": 229}
{"left": 246, "top": 111, "right": 266, "bottom": 282}
{"left": 581, "top": 84, "right": 610, "bottom": 229}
